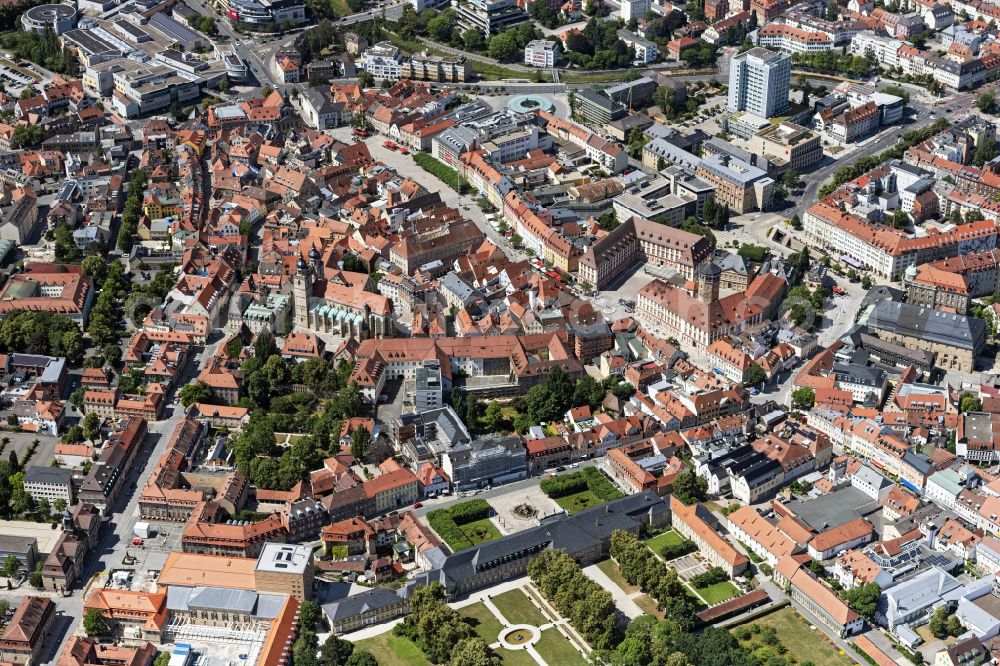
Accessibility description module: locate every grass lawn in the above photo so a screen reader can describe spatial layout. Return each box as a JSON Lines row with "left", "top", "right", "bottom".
{"left": 733, "top": 607, "right": 852, "bottom": 665}
{"left": 633, "top": 593, "right": 665, "bottom": 619}
{"left": 554, "top": 489, "right": 604, "bottom": 514}
{"left": 499, "top": 647, "right": 539, "bottom": 666}
{"left": 328, "top": 0, "right": 352, "bottom": 15}
{"left": 533, "top": 629, "right": 588, "bottom": 666}
{"left": 695, "top": 581, "right": 740, "bottom": 605}
{"left": 560, "top": 70, "right": 630, "bottom": 84}
{"left": 459, "top": 518, "right": 502, "bottom": 546}
{"left": 472, "top": 61, "right": 551, "bottom": 82}
{"left": 644, "top": 530, "right": 684, "bottom": 554}
{"left": 491, "top": 589, "right": 549, "bottom": 627}
{"left": 354, "top": 632, "right": 430, "bottom": 666}
{"left": 595, "top": 559, "right": 639, "bottom": 595}
{"left": 459, "top": 602, "right": 505, "bottom": 643}
{"left": 383, "top": 32, "right": 452, "bottom": 57}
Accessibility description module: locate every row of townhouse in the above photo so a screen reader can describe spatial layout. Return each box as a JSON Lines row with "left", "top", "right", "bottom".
{"left": 849, "top": 30, "right": 1000, "bottom": 90}
{"left": 803, "top": 199, "right": 999, "bottom": 280}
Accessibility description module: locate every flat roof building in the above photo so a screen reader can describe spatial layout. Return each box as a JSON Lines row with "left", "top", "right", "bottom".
{"left": 728, "top": 47, "right": 791, "bottom": 118}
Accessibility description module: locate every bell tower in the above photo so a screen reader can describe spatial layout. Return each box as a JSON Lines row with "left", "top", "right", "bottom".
{"left": 293, "top": 255, "right": 312, "bottom": 330}
{"left": 697, "top": 262, "right": 721, "bottom": 304}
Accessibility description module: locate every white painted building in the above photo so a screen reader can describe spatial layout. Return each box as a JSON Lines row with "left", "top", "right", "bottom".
{"left": 361, "top": 42, "right": 404, "bottom": 79}
{"left": 621, "top": 0, "right": 650, "bottom": 21}
{"left": 524, "top": 39, "right": 559, "bottom": 67}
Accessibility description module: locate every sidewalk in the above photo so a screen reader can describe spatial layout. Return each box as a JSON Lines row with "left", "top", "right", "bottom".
{"left": 582, "top": 563, "right": 644, "bottom": 619}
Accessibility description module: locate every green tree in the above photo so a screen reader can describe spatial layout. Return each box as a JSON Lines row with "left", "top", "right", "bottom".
{"left": 416, "top": 601, "right": 475, "bottom": 662}
{"left": 10, "top": 125, "right": 42, "bottom": 148}
{"left": 978, "top": 91, "right": 996, "bottom": 114}
{"left": 225, "top": 337, "right": 244, "bottom": 359}
{"left": 0, "top": 555, "right": 19, "bottom": 578}
{"left": 344, "top": 651, "right": 378, "bottom": 666}
{"left": 262, "top": 355, "right": 291, "bottom": 387}
{"left": 83, "top": 412, "right": 101, "bottom": 443}
{"left": 449, "top": 637, "right": 501, "bottom": 666}
{"left": 791, "top": 387, "right": 815, "bottom": 410}
{"left": 350, "top": 426, "right": 371, "bottom": 460}
{"left": 11, "top": 486, "right": 31, "bottom": 515}
{"left": 28, "top": 561, "right": 41, "bottom": 589}
{"left": 254, "top": 332, "right": 278, "bottom": 361}
{"left": 84, "top": 608, "right": 108, "bottom": 636}
{"left": 825, "top": 0, "right": 839, "bottom": 19}
{"left": 488, "top": 31, "right": 520, "bottom": 62}
{"left": 973, "top": 136, "right": 998, "bottom": 168}
{"left": 672, "top": 470, "right": 706, "bottom": 504}
{"left": 960, "top": 394, "right": 983, "bottom": 413}
{"left": 482, "top": 401, "right": 509, "bottom": 433}
{"left": 179, "top": 381, "right": 212, "bottom": 407}
{"left": 929, "top": 606, "right": 949, "bottom": 639}
{"left": 62, "top": 425, "right": 85, "bottom": 444}
{"left": 319, "top": 634, "right": 354, "bottom": 666}
{"left": 199, "top": 15, "right": 218, "bottom": 36}
{"left": 843, "top": 583, "right": 880, "bottom": 622}
{"left": 462, "top": 28, "right": 483, "bottom": 51}
{"left": 82, "top": 256, "right": 108, "bottom": 284}
{"left": 745, "top": 364, "right": 766, "bottom": 387}
{"left": 427, "top": 10, "right": 455, "bottom": 41}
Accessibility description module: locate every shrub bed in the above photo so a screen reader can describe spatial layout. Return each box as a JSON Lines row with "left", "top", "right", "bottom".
{"left": 540, "top": 467, "right": 623, "bottom": 502}
{"left": 427, "top": 499, "right": 494, "bottom": 551}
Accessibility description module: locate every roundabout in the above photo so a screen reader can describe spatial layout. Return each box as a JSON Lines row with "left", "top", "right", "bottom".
{"left": 507, "top": 94, "right": 555, "bottom": 115}
{"left": 498, "top": 625, "right": 541, "bottom": 649}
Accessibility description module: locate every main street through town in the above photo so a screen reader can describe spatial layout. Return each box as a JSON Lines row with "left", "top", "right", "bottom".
{"left": 30, "top": 337, "right": 225, "bottom": 663}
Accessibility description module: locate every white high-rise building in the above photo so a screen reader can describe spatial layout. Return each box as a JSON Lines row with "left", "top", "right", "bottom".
{"left": 727, "top": 47, "right": 791, "bottom": 118}
{"left": 621, "top": 0, "right": 650, "bottom": 21}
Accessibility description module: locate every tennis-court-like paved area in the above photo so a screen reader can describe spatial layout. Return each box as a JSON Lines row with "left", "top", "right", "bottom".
{"left": 671, "top": 553, "right": 710, "bottom": 582}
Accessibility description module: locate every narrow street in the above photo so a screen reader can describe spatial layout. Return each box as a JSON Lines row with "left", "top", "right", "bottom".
{"left": 48, "top": 338, "right": 223, "bottom": 660}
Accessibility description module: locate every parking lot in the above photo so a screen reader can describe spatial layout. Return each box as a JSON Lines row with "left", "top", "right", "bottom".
{"left": 1, "top": 431, "right": 58, "bottom": 469}
{"left": 0, "top": 58, "right": 41, "bottom": 97}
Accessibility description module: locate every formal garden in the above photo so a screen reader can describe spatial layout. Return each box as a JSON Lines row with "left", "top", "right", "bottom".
{"left": 489, "top": 589, "right": 548, "bottom": 627}
{"left": 540, "top": 467, "right": 623, "bottom": 515}
{"left": 426, "top": 499, "right": 501, "bottom": 551}
{"left": 377, "top": 579, "right": 592, "bottom": 666}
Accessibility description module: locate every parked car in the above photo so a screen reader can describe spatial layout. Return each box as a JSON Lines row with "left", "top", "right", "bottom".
{"left": 412, "top": 502, "right": 423, "bottom": 508}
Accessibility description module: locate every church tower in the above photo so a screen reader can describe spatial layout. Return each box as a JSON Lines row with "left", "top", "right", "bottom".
{"left": 293, "top": 255, "right": 312, "bottom": 330}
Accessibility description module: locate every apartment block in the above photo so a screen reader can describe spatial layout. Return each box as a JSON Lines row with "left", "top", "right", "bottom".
{"left": 728, "top": 47, "right": 791, "bottom": 118}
